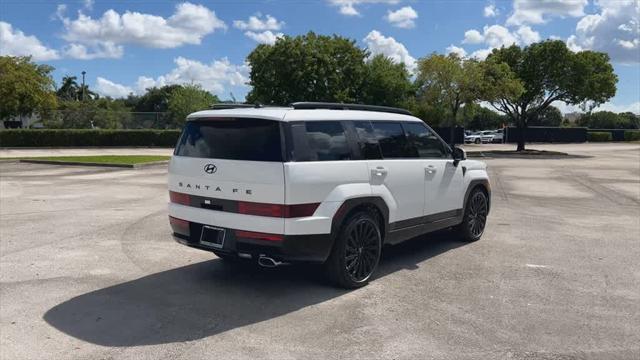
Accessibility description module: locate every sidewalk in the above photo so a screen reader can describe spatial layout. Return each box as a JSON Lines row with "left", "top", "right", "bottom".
{"left": 0, "top": 147, "right": 174, "bottom": 158}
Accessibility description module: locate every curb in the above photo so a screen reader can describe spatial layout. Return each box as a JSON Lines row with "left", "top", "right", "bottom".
{"left": 18, "top": 159, "right": 169, "bottom": 168}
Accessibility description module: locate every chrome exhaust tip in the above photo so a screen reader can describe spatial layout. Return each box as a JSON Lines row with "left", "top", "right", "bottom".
{"left": 257, "top": 255, "right": 283, "bottom": 268}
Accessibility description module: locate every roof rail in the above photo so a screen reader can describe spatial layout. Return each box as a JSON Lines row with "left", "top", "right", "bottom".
{"left": 210, "top": 103, "right": 262, "bottom": 110}
{"left": 290, "top": 102, "right": 412, "bottom": 116}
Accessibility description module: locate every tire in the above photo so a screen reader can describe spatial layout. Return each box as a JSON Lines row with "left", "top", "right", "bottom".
{"left": 325, "top": 211, "right": 383, "bottom": 289}
{"left": 456, "top": 188, "right": 489, "bottom": 242}
{"left": 475, "top": 138, "right": 481, "bottom": 144}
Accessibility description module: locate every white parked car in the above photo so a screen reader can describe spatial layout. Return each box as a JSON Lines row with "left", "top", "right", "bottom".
{"left": 465, "top": 130, "right": 496, "bottom": 144}
{"left": 491, "top": 129, "right": 504, "bottom": 143}
{"left": 168, "top": 102, "right": 491, "bottom": 288}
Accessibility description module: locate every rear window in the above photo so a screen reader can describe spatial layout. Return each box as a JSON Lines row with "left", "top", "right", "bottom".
{"left": 174, "top": 118, "right": 283, "bottom": 161}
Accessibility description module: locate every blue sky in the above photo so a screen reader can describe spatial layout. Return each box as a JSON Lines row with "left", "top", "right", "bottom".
{"left": 1, "top": 0, "right": 638, "bottom": 113}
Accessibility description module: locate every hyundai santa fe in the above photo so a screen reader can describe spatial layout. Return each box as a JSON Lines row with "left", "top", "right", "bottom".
{"left": 168, "top": 102, "right": 491, "bottom": 288}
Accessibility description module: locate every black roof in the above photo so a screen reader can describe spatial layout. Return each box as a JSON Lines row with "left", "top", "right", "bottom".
{"left": 290, "top": 102, "right": 412, "bottom": 116}
{"left": 209, "top": 103, "right": 262, "bottom": 110}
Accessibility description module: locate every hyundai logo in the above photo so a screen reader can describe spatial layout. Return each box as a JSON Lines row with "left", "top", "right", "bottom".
{"left": 203, "top": 164, "right": 217, "bottom": 174}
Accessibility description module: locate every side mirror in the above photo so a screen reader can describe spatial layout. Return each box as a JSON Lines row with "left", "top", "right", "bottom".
{"left": 452, "top": 146, "right": 466, "bottom": 165}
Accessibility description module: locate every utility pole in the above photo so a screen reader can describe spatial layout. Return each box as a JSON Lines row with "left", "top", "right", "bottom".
{"left": 81, "top": 71, "right": 86, "bottom": 101}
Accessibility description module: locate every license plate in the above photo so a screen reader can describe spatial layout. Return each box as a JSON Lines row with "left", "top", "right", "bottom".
{"left": 199, "top": 226, "right": 225, "bottom": 248}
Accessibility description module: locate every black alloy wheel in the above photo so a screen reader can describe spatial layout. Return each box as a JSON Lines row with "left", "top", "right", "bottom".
{"left": 457, "top": 188, "right": 488, "bottom": 242}
{"left": 344, "top": 218, "right": 381, "bottom": 283}
{"left": 326, "top": 211, "right": 382, "bottom": 288}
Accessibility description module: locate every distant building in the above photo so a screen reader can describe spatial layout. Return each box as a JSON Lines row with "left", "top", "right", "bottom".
{"left": 563, "top": 112, "right": 583, "bottom": 124}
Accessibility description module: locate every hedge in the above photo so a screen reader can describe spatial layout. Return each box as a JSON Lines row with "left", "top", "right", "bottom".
{"left": 0, "top": 129, "right": 181, "bottom": 147}
{"left": 624, "top": 130, "right": 640, "bottom": 141}
{"left": 587, "top": 131, "right": 613, "bottom": 142}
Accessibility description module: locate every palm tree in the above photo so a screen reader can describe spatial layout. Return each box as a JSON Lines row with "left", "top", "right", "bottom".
{"left": 57, "top": 76, "right": 79, "bottom": 101}
{"left": 78, "top": 84, "right": 98, "bottom": 100}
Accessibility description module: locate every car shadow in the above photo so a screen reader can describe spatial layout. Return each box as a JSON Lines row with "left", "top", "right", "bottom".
{"left": 43, "top": 232, "right": 466, "bottom": 347}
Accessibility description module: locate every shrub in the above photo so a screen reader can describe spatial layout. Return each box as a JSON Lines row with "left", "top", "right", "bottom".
{"left": 587, "top": 131, "right": 612, "bottom": 142}
{"left": 0, "top": 129, "right": 181, "bottom": 147}
{"left": 624, "top": 130, "right": 640, "bottom": 141}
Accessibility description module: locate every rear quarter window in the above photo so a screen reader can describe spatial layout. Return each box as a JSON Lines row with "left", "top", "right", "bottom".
{"left": 295, "top": 121, "right": 352, "bottom": 161}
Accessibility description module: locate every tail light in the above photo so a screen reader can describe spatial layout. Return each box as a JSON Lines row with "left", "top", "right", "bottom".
{"left": 235, "top": 230, "right": 283, "bottom": 242}
{"left": 169, "top": 216, "right": 190, "bottom": 236}
{"left": 238, "top": 201, "right": 284, "bottom": 217}
{"left": 284, "top": 203, "right": 320, "bottom": 218}
{"left": 237, "top": 201, "right": 320, "bottom": 218}
{"left": 169, "top": 191, "right": 191, "bottom": 206}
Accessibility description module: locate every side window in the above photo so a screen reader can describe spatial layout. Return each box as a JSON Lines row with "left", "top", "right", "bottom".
{"left": 303, "top": 121, "right": 352, "bottom": 161}
{"left": 403, "top": 122, "right": 449, "bottom": 158}
{"left": 370, "top": 122, "right": 413, "bottom": 158}
{"left": 353, "top": 121, "right": 382, "bottom": 159}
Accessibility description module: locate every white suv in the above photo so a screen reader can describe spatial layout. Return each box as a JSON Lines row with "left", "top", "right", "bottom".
{"left": 168, "top": 102, "right": 491, "bottom": 288}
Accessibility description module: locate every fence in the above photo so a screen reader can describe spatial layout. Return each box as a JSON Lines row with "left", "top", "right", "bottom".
{"left": 587, "top": 129, "right": 639, "bottom": 141}
{"left": 433, "top": 127, "right": 465, "bottom": 144}
{"left": 505, "top": 126, "right": 588, "bottom": 143}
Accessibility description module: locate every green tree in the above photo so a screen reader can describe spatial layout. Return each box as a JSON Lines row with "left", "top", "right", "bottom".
{"left": 529, "top": 105, "right": 563, "bottom": 127}
{"left": 0, "top": 56, "right": 57, "bottom": 121}
{"left": 56, "top": 76, "right": 80, "bottom": 101}
{"left": 167, "top": 84, "right": 219, "bottom": 127}
{"left": 246, "top": 32, "right": 367, "bottom": 104}
{"left": 134, "top": 85, "right": 183, "bottom": 113}
{"left": 415, "top": 53, "right": 483, "bottom": 144}
{"left": 481, "top": 40, "right": 617, "bottom": 151}
{"left": 578, "top": 111, "right": 639, "bottom": 129}
{"left": 45, "top": 98, "right": 131, "bottom": 129}
{"left": 360, "top": 55, "right": 413, "bottom": 107}
{"left": 461, "top": 102, "right": 506, "bottom": 130}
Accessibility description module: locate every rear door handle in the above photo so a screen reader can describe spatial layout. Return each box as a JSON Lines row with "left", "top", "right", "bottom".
{"left": 372, "top": 166, "right": 388, "bottom": 177}
{"left": 425, "top": 165, "right": 437, "bottom": 175}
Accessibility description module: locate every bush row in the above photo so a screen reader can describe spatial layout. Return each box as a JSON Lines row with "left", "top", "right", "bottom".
{"left": 624, "top": 130, "right": 640, "bottom": 141}
{"left": 587, "top": 132, "right": 613, "bottom": 142}
{"left": 0, "top": 129, "right": 181, "bottom": 147}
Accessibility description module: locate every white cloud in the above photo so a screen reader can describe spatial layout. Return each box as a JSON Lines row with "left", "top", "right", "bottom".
{"left": 470, "top": 48, "right": 493, "bottom": 60}
{"left": 95, "top": 77, "right": 133, "bottom": 98}
{"left": 385, "top": 6, "right": 418, "bottom": 29}
{"left": 459, "top": 24, "right": 541, "bottom": 59}
{"left": 60, "top": 2, "right": 226, "bottom": 53}
{"left": 63, "top": 42, "right": 123, "bottom": 60}
{"left": 0, "top": 21, "right": 60, "bottom": 60}
{"left": 95, "top": 57, "right": 250, "bottom": 98}
{"left": 567, "top": 0, "right": 640, "bottom": 64}
{"left": 446, "top": 45, "right": 467, "bottom": 58}
{"left": 327, "top": 0, "right": 401, "bottom": 16}
{"left": 83, "top": 0, "right": 94, "bottom": 11}
{"left": 484, "top": 4, "right": 499, "bottom": 18}
{"left": 554, "top": 100, "right": 640, "bottom": 114}
{"left": 233, "top": 13, "right": 284, "bottom": 31}
{"left": 244, "top": 30, "right": 284, "bottom": 45}
{"left": 463, "top": 29, "right": 484, "bottom": 44}
{"left": 483, "top": 24, "right": 519, "bottom": 47}
{"left": 53, "top": 4, "right": 67, "bottom": 20}
{"left": 516, "top": 25, "right": 541, "bottom": 45}
{"left": 507, "top": 0, "right": 588, "bottom": 26}
{"left": 363, "top": 30, "right": 416, "bottom": 73}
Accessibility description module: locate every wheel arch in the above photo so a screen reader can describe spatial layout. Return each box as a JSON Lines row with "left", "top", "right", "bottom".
{"left": 463, "top": 179, "right": 491, "bottom": 213}
{"left": 330, "top": 197, "right": 390, "bottom": 241}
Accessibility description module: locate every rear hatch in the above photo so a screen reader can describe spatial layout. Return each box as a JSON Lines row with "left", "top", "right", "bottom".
{"left": 169, "top": 117, "right": 286, "bottom": 207}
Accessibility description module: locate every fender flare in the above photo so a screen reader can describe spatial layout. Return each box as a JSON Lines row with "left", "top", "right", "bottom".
{"left": 330, "top": 196, "right": 390, "bottom": 240}
{"left": 463, "top": 179, "right": 491, "bottom": 213}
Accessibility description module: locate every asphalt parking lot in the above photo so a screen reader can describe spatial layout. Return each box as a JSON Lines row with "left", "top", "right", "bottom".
{"left": 1, "top": 143, "right": 639, "bottom": 360}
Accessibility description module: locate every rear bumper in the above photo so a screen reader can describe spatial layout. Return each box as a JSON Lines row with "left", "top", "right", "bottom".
{"left": 171, "top": 219, "right": 333, "bottom": 263}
